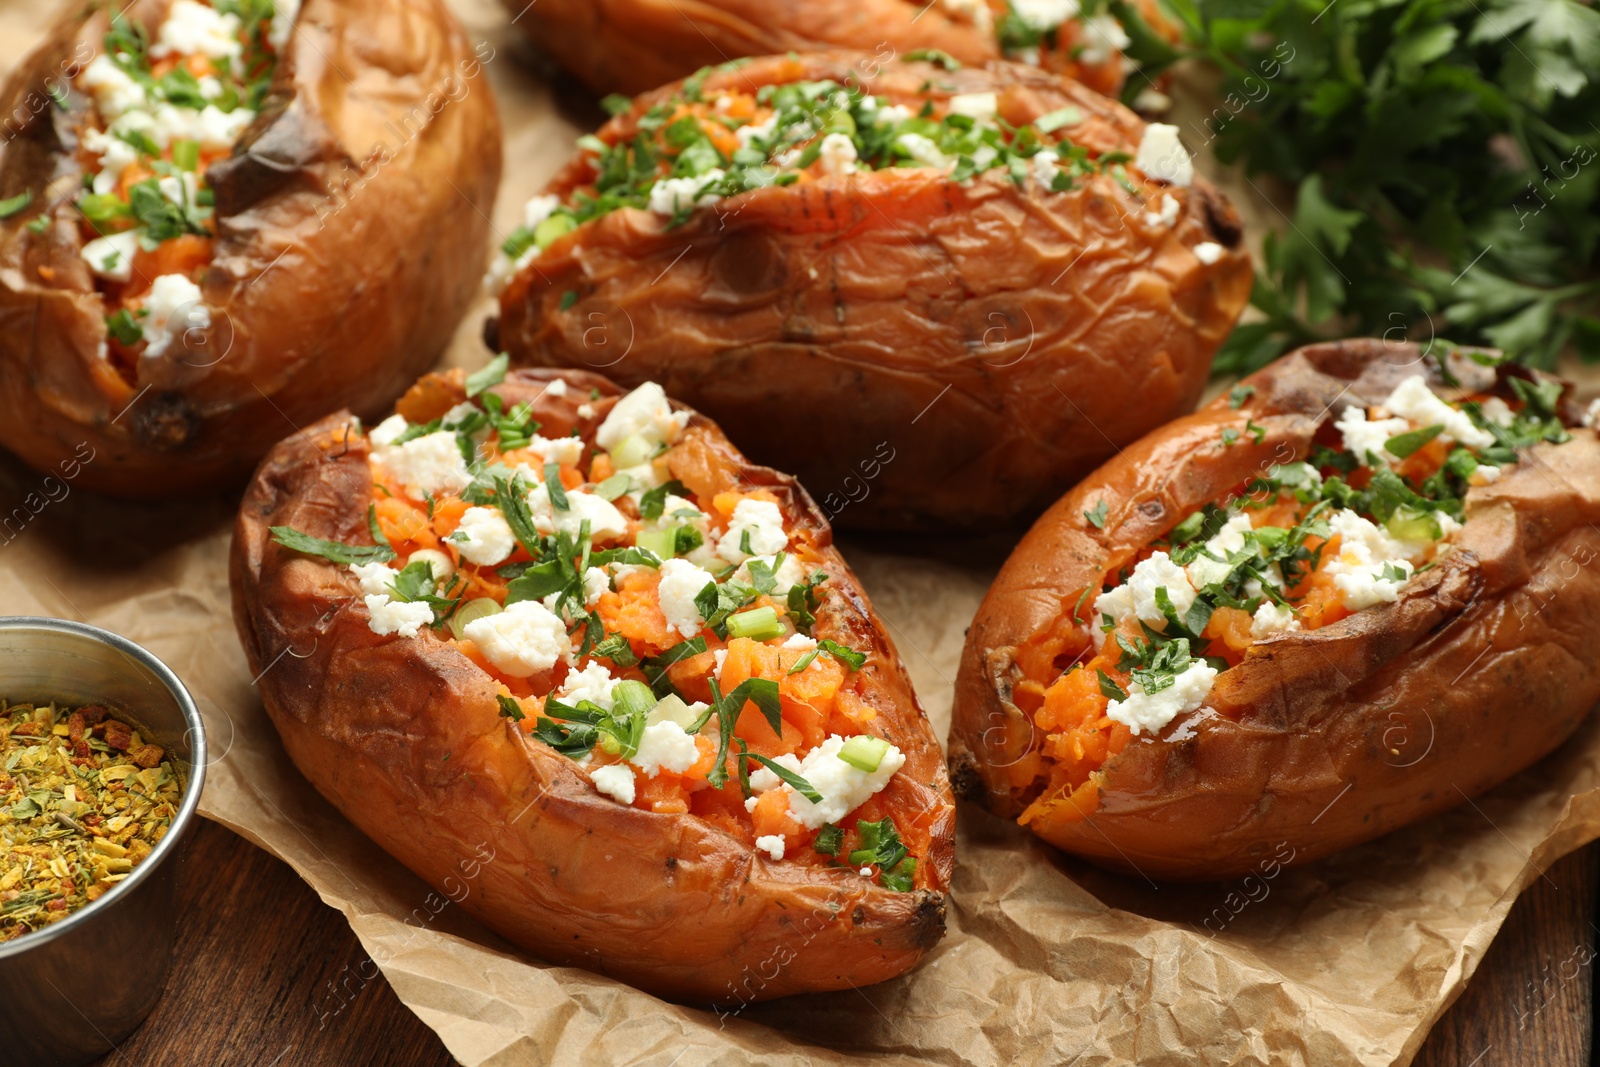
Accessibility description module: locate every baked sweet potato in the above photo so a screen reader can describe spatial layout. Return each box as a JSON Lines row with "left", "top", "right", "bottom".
{"left": 0, "top": 0, "right": 500, "bottom": 496}
{"left": 948, "top": 338, "right": 1600, "bottom": 880}
{"left": 491, "top": 52, "right": 1250, "bottom": 530}
{"left": 231, "top": 366, "right": 954, "bottom": 1000}
{"left": 508, "top": 0, "right": 1178, "bottom": 101}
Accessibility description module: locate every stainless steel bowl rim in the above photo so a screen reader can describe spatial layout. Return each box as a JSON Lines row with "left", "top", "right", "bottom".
{"left": 0, "top": 616, "right": 207, "bottom": 959}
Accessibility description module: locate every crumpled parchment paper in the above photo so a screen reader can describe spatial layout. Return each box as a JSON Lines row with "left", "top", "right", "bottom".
{"left": 3, "top": 3, "right": 1598, "bottom": 1064}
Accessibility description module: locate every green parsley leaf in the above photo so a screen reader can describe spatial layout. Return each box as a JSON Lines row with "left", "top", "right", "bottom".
{"left": 269, "top": 526, "right": 396, "bottom": 565}
{"left": 1084, "top": 500, "right": 1109, "bottom": 529}
{"left": 465, "top": 353, "right": 508, "bottom": 397}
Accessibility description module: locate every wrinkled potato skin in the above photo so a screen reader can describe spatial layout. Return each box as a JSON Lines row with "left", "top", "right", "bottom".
{"left": 508, "top": 0, "right": 999, "bottom": 97}
{"left": 948, "top": 339, "right": 1600, "bottom": 881}
{"left": 497, "top": 53, "right": 1251, "bottom": 530}
{"left": 231, "top": 368, "right": 955, "bottom": 1001}
{"left": 0, "top": 0, "right": 501, "bottom": 497}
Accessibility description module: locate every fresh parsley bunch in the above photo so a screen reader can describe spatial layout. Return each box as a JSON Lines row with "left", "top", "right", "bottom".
{"left": 1118, "top": 0, "right": 1600, "bottom": 371}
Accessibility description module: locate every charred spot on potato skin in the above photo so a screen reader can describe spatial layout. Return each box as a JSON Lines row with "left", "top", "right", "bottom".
{"left": 1138, "top": 498, "right": 1165, "bottom": 522}
{"left": 947, "top": 751, "right": 989, "bottom": 806}
{"left": 131, "top": 391, "right": 200, "bottom": 451}
{"left": 910, "top": 891, "right": 946, "bottom": 949}
{"left": 1198, "top": 186, "right": 1245, "bottom": 249}
{"left": 852, "top": 906, "right": 866, "bottom": 926}
{"left": 482, "top": 315, "right": 500, "bottom": 354}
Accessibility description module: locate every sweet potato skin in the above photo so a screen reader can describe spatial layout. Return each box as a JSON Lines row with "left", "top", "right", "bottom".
{"left": 230, "top": 368, "right": 955, "bottom": 1001}
{"left": 948, "top": 339, "right": 1600, "bottom": 880}
{"left": 0, "top": 0, "right": 500, "bottom": 497}
{"left": 495, "top": 52, "right": 1252, "bottom": 531}
{"left": 506, "top": 0, "right": 1000, "bottom": 97}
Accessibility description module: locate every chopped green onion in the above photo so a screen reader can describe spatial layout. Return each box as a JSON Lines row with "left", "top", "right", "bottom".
{"left": 726, "top": 606, "right": 783, "bottom": 641}
{"left": 609, "top": 434, "right": 654, "bottom": 469}
{"left": 465, "top": 353, "right": 508, "bottom": 397}
{"left": 837, "top": 735, "right": 890, "bottom": 773}
{"left": 813, "top": 824, "right": 844, "bottom": 856}
{"left": 0, "top": 190, "right": 32, "bottom": 219}
{"left": 646, "top": 694, "right": 699, "bottom": 730}
{"left": 448, "top": 598, "right": 502, "bottom": 640}
{"left": 611, "top": 679, "right": 657, "bottom": 719}
{"left": 171, "top": 139, "right": 200, "bottom": 171}
{"left": 636, "top": 527, "right": 679, "bottom": 561}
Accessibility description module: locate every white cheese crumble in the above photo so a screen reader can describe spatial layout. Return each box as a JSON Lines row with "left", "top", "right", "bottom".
{"left": 631, "top": 721, "right": 700, "bottom": 777}
{"left": 1078, "top": 13, "right": 1131, "bottom": 66}
{"left": 1010, "top": 0, "right": 1080, "bottom": 32}
{"left": 151, "top": 0, "right": 244, "bottom": 61}
{"left": 1094, "top": 551, "right": 1196, "bottom": 642}
{"left": 461, "top": 599, "right": 570, "bottom": 676}
{"left": 1193, "top": 241, "right": 1224, "bottom": 264}
{"left": 1105, "top": 659, "right": 1218, "bottom": 737}
{"left": 648, "top": 170, "right": 724, "bottom": 216}
{"left": 452, "top": 506, "right": 515, "bottom": 565}
{"left": 362, "top": 594, "right": 434, "bottom": 639}
{"left": 349, "top": 562, "right": 396, "bottom": 598}
{"left": 555, "top": 661, "right": 617, "bottom": 710}
{"left": 1335, "top": 405, "right": 1411, "bottom": 465}
{"left": 582, "top": 566, "right": 610, "bottom": 607}
{"left": 949, "top": 92, "right": 998, "bottom": 123}
{"left": 80, "top": 230, "right": 140, "bottom": 283}
{"left": 591, "top": 764, "right": 635, "bottom": 805}
{"left": 1134, "top": 124, "right": 1193, "bottom": 188}
{"left": 754, "top": 835, "right": 786, "bottom": 861}
{"left": 1142, "top": 192, "right": 1180, "bottom": 227}
{"left": 527, "top": 483, "right": 629, "bottom": 541}
{"left": 1382, "top": 375, "right": 1496, "bottom": 450}
{"left": 374, "top": 430, "right": 473, "bottom": 500}
{"left": 735, "top": 114, "right": 778, "bottom": 148}
{"left": 140, "top": 273, "right": 209, "bottom": 359}
{"left": 657, "top": 558, "right": 714, "bottom": 636}
{"left": 818, "top": 132, "right": 859, "bottom": 176}
{"left": 1323, "top": 509, "right": 1415, "bottom": 610}
{"left": 368, "top": 414, "right": 408, "bottom": 446}
{"left": 716, "top": 499, "right": 788, "bottom": 565}
{"left": 874, "top": 104, "right": 913, "bottom": 127}
{"left": 781, "top": 633, "right": 818, "bottom": 651}
{"left": 268, "top": 0, "right": 301, "bottom": 50}
{"left": 80, "top": 55, "right": 148, "bottom": 120}
{"left": 1032, "top": 147, "right": 1059, "bottom": 188}
{"left": 596, "top": 382, "right": 689, "bottom": 450}
{"left": 1250, "top": 601, "right": 1300, "bottom": 639}
{"left": 782, "top": 735, "right": 907, "bottom": 830}
{"left": 528, "top": 434, "right": 585, "bottom": 467}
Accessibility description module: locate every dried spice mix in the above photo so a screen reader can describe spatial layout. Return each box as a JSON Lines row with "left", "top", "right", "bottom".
{"left": 0, "top": 700, "right": 182, "bottom": 941}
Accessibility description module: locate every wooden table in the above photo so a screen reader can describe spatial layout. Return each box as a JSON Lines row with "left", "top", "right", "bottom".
{"left": 93, "top": 820, "right": 1595, "bottom": 1066}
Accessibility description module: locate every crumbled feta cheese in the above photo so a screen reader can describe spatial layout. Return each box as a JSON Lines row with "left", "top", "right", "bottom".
{"left": 1010, "top": 0, "right": 1079, "bottom": 32}
{"left": 717, "top": 499, "right": 788, "bottom": 565}
{"left": 1094, "top": 551, "right": 1196, "bottom": 640}
{"left": 591, "top": 764, "right": 635, "bottom": 805}
{"left": 1142, "top": 192, "right": 1180, "bottom": 227}
{"left": 939, "top": 0, "right": 993, "bottom": 30}
{"left": 657, "top": 558, "right": 714, "bottom": 636}
{"left": 732, "top": 553, "right": 806, "bottom": 595}
{"left": 949, "top": 92, "right": 998, "bottom": 123}
{"left": 152, "top": 0, "right": 244, "bottom": 60}
{"left": 1077, "top": 13, "right": 1131, "bottom": 65}
{"left": 521, "top": 194, "right": 561, "bottom": 231}
{"left": 529, "top": 434, "right": 585, "bottom": 467}
{"left": 1105, "top": 659, "right": 1218, "bottom": 736}
{"left": 859, "top": 866, "right": 874, "bottom": 877}
{"left": 648, "top": 169, "right": 724, "bottom": 216}
{"left": 1470, "top": 464, "right": 1502, "bottom": 486}
{"left": 1485, "top": 396, "right": 1518, "bottom": 428}
{"left": 596, "top": 381, "right": 689, "bottom": 450}
{"left": 782, "top": 633, "right": 818, "bottom": 651}
{"left": 1184, "top": 512, "right": 1255, "bottom": 590}
{"left": 735, "top": 114, "right": 777, "bottom": 148}
{"left": 544, "top": 378, "right": 569, "bottom": 398}
{"left": 439, "top": 402, "right": 481, "bottom": 429}
{"left": 405, "top": 549, "right": 454, "bottom": 585}
{"left": 746, "top": 752, "right": 801, "bottom": 793}
{"left": 140, "top": 273, "right": 210, "bottom": 359}
{"left": 782, "top": 735, "right": 907, "bottom": 830}
{"left": 1323, "top": 509, "right": 1415, "bottom": 610}
{"left": 755, "top": 835, "right": 786, "bottom": 861}
{"left": 1250, "top": 601, "right": 1301, "bottom": 639}
{"left": 631, "top": 721, "right": 700, "bottom": 777}
{"left": 896, "top": 132, "right": 952, "bottom": 169}
{"left": 81, "top": 129, "right": 141, "bottom": 196}
{"left": 1193, "top": 241, "right": 1224, "bottom": 265}
{"left": 1335, "top": 405, "right": 1412, "bottom": 466}
{"left": 1382, "top": 375, "right": 1496, "bottom": 450}
{"left": 363, "top": 594, "right": 434, "bottom": 639}
{"left": 1134, "top": 124, "right": 1193, "bottom": 188}
{"left": 817, "top": 132, "right": 859, "bottom": 176}
{"left": 528, "top": 484, "right": 629, "bottom": 541}
{"left": 556, "top": 660, "right": 616, "bottom": 710}
{"left": 349, "top": 562, "right": 396, "bottom": 598}
{"left": 1032, "top": 147, "right": 1059, "bottom": 188}
{"left": 874, "top": 104, "right": 913, "bottom": 127}
{"left": 583, "top": 566, "right": 610, "bottom": 606}
{"left": 374, "top": 430, "right": 473, "bottom": 499}
{"left": 462, "top": 599, "right": 571, "bottom": 676}
{"left": 80, "top": 55, "right": 147, "bottom": 120}
{"left": 80, "top": 229, "right": 140, "bottom": 283}
{"left": 368, "top": 414, "right": 409, "bottom": 447}
{"left": 713, "top": 647, "right": 728, "bottom": 675}
{"left": 744, "top": 796, "right": 759, "bottom": 813}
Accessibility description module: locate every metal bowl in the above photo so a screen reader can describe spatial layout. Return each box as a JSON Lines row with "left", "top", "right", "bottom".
{"left": 0, "top": 617, "right": 206, "bottom": 1067}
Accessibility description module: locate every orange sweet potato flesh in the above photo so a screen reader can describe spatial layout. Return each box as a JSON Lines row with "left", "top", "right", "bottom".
{"left": 230, "top": 368, "right": 955, "bottom": 1002}
{"left": 948, "top": 338, "right": 1600, "bottom": 880}
{"left": 0, "top": 0, "right": 500, "bottom": 497}
{"left": 494, "top": 52, "right": 1252, "bottom": 531}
